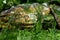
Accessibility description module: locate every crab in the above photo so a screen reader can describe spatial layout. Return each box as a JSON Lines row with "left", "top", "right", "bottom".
{"left": 0, "top": 3, "right": 50, "bottom": 29}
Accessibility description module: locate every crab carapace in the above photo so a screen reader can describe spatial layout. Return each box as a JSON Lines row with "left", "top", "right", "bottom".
{"left": 0, "top": 3, "right": 40, "bottom": 29}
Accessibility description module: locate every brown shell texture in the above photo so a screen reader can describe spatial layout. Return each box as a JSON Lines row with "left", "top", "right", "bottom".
{"left": 0, "top": 3, "right": 50, "bottom": 28}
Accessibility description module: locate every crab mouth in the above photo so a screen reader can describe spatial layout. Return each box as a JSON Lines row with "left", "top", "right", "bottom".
{"left": 20, "top": 23, "right": 34, "bottom": 27}
{"left": 13, "top": 23, "right": 35, "bottom": 28}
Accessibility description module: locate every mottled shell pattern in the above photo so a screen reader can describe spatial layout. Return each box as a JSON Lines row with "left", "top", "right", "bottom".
{"left": 0, "top": 3, "right": 50, "bottom": 28}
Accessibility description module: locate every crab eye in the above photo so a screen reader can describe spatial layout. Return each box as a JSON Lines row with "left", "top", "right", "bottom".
{"left": 42, "top": 2, "right": 48, "bottom": 7}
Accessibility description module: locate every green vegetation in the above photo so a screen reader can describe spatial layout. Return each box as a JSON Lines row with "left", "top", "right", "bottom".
{"left": 0, "top": 0, "right": 60, "bottom": 40}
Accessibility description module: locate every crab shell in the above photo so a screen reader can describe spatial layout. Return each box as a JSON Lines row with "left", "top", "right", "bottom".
{"left": 0, "top": 3, "right": 50, "bottom": 28}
